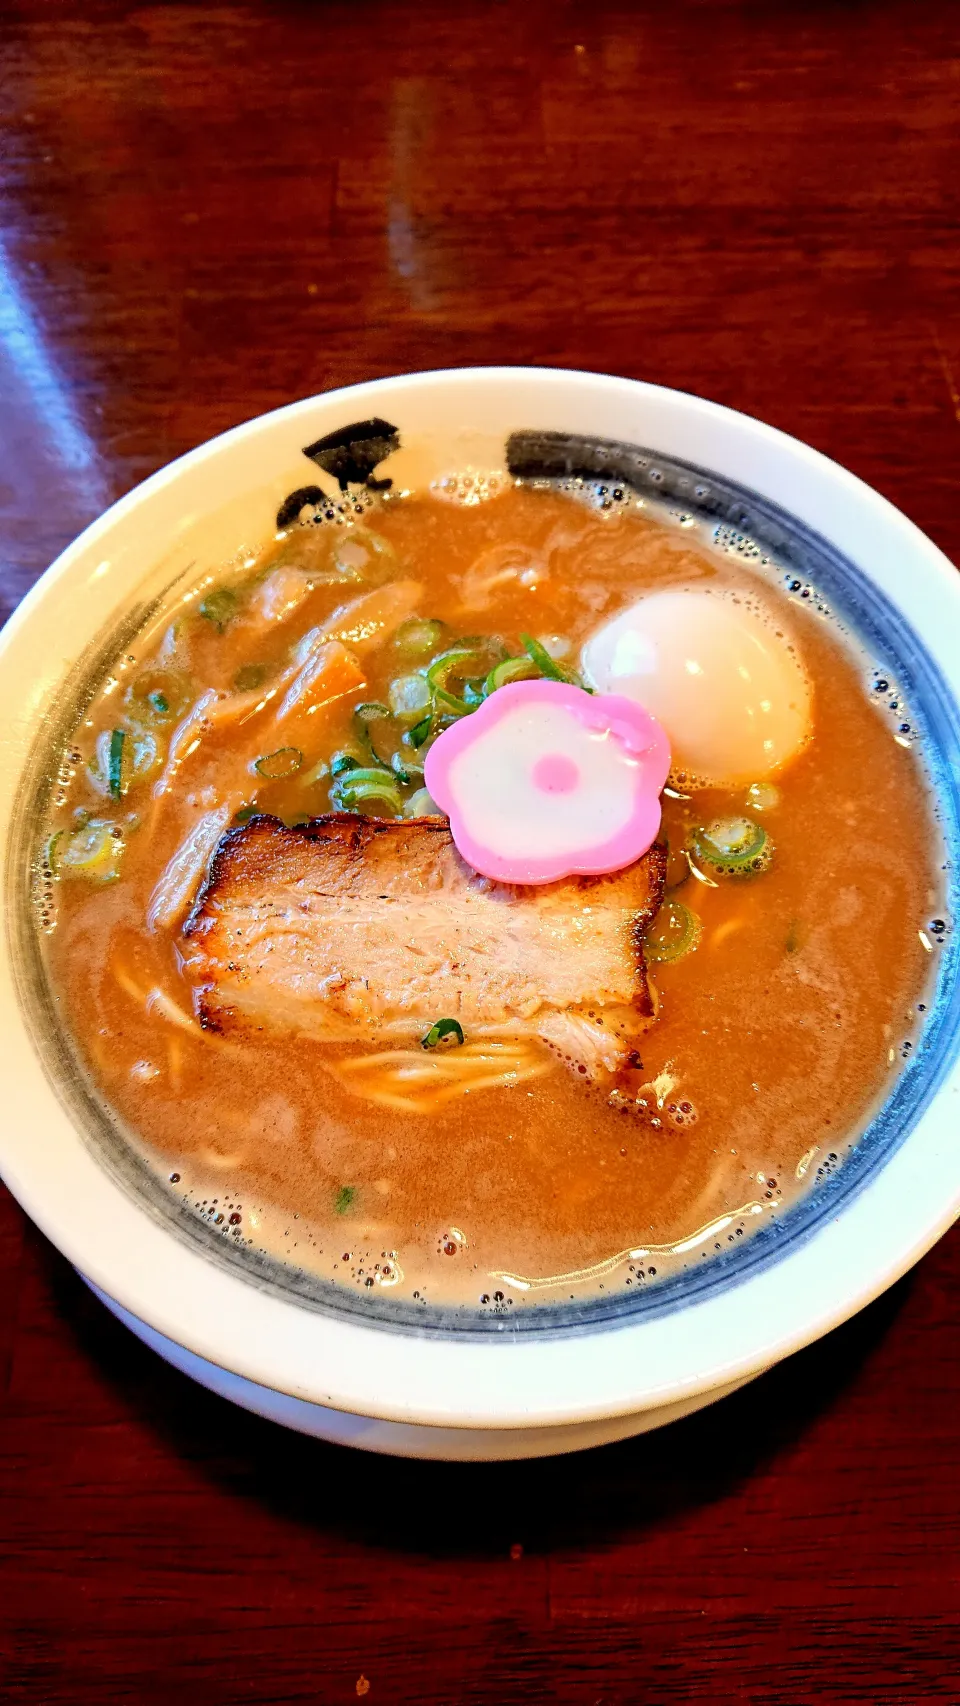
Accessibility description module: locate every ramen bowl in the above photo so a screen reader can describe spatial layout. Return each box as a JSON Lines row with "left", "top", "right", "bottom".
{"left": 1, "top": 367, "right": 959, "bottom": 1460}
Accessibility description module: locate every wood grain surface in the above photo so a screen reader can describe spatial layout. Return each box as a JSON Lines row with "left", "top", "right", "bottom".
{"left": 2, "top": 3, "right": 960, "bottom": 1701}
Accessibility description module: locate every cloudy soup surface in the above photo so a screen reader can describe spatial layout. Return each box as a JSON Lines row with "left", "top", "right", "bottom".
{"left": 39, "top": 470, "right": 943, "bottom": 1315}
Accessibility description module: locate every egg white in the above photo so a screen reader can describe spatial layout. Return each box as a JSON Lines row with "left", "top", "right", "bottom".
{"left": 581, "top": 587, "right": 812, "bottom": 787}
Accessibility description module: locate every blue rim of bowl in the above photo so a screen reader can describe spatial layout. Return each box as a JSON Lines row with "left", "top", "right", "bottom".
{"left": 9, "top": 428, "right": 960, "bottom": 1340}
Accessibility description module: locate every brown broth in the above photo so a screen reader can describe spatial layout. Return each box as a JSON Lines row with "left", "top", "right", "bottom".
{"left": 40, "top": 482, "right": 941, "bottom": 1311}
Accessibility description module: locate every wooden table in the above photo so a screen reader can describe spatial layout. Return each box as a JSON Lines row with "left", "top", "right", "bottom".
{"left": 2, "top": 4, "right": 959, "bottom": 1700}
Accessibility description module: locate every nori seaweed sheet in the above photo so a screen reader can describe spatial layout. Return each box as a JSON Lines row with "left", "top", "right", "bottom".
{"left": 275, "top": 484, "right": 331, "bottom": 529}
{"left": 302, "top": 417, "right": 400, "bottom": 490}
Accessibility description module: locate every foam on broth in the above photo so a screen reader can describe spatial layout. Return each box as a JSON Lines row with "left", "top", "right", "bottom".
{"left": 38, "top": 477, "right": 943, "bottom": 1314}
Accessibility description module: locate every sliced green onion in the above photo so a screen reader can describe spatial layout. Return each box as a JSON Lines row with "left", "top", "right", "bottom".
{"left": 333, "top": 1184, "right": 356, "bottom": 1214}
{"left": 125, "top": 669, "right": 192, "bottom": 725}
{"left": 689, "top": 816, "right": 773, "bottom": 878}
{"left": 433, "top": 685, "right": 473, "bottom": 719}
{"left": 354, "top": 701, "right": 398, "bottom": 765}
{"left": 330, "top": 751, "right": 362, "bottom": 778}
{"left": 89, "top": 727, "right": 160, "bottom": 798}
{"left": 424, "top": 639, "right": 507, "bottom": 717}
{"left": 388, "top": 673, "right": 433, "bottom": 723}
{"left": 421, "top": 1017, "right": 464, "bottom": 1049}
{"left": 407, "top": 714, "right": 433, "bottom": 749}
{"left": 331, "top": 767, "right": 404, "bottom": 816}
{"left": 233, "top": 805, "right": 259, "bottom": 825}
{"left": 520, "top": 632, "right": 567, "bottom": 682}
{"left": 254, "top": 746, "right": 303, "bottom": 780}
{"left": 355, "top": 701, "right": 392, "bottom": 727}
{"left": 484, "top": 655, "right": 539, "bottom": 695}
{"left": 334, "top": 765, "right": 399, "bottom": 788}
{"left": 199, "top": 587, "right": 240, "bottom": 632}
{"left": 645, "top": 900, "right": 702, "bottom": 963}
{"left": 337, "top": 778, "right": 403, "bottom": 815}
{"left": 391, "top": 753, "right": 416, "bottom": 786}
{"left": 107, "top": 729, "right": 125, "bottom": 798}
{"left": 234, "top": 663, "right": 268, "bottom": 692}
{"left": 404, "top": 787, "right": 442, "bottom": 818}
{"left": 49, "top": 820, "right": 124, "bottom": 883}
{"left": 393, "top": 617, "right": 446, "bottom": 657}
{"left": 426, "top": 649, "right": 482, "bottom": 695}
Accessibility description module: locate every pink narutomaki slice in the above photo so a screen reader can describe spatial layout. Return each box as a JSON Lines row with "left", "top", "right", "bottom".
{"left": 423, "top": 679, "right": 671, "bottom": 885}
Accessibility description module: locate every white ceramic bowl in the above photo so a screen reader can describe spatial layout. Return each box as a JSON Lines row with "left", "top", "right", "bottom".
{"left": 2, "top": 367, "right": 959, "bottom": 1461}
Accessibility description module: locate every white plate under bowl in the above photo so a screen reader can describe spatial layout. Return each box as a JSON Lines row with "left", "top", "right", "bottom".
{"left": 87, "top": 1283, "right": 758, "bottom": 1460}
{"left": 2, "top": 367, "right": 959, "bottom": 1460}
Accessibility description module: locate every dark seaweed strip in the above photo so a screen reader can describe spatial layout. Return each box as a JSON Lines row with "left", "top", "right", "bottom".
{"left": 275, "top": 484, "right": 330, "bottom": 529}
{"left": 302, "top": 417, "right": 400, "bottom": 490}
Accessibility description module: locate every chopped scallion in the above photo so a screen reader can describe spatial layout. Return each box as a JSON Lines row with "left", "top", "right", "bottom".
{"left": 433, "top": 685, "right": 474, "bottom": 718}
{"left": 125, "top": 669, "right": 192, "bottom": 725}
{"left": 392, "top": 617, "right": 446, "bottom": 657}
{"left": 355, "top": 702, "right": 392, "bottom": 727}
{"left": 689, "top": 817, "right": 773, "bottom": 878}
{"left": 407, "top": 714, "right": 433, "bottom": 749}
{"left": 354, "top": 701, "right": 399, "bottom": 766}
{"left": 107, "top": 729, "right": 126, "bottom": 798}
{"left": 388, "top": 672, "right": 433, "bottom": 723}
{"left": 199, "top": 587, "right": 240, "bottom": 632}
{"left": 331, "top": 767, "right": 404, "bottom": 817}
{"left": 50, "top": 820, "right": 124, "bottom": 884}
{"left": 645, "top": 900, "right": 702, "bottom": 964}
{"left": 427, "top": 649, "right": 475, "bottom": 693}
{"left": 330, "top": 751, "right": 362, "bottom": 778}
{"left": 484, "top": 655, "right": 539, "bottom": 695}
{"left": 254, "top": 746, "right": 303, "bottom": 780}
{"left": 421, "top": 1017, "right": 465, "bottom": 1050}
{"left": 520, "top": 632, "right": 567, "bottom": 682}
{"left": 90, "top": 726, "right": 160, "bottom": 798}
{"left": 333, "top": 1185, "right": 356, "bottom": 1214}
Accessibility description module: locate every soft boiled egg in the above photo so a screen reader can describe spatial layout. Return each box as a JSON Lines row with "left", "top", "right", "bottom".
{"left": 581, "top": 587, "right": 812, "bottom": 787}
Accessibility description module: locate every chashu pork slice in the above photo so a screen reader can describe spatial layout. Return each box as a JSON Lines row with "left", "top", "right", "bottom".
{"left": 184, "top": 814, "right": 666, "bottom": 1078}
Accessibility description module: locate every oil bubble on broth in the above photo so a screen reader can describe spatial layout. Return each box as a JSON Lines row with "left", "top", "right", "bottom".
{"left": 36, "top": 469, "right": 946, "bottom": 1317}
